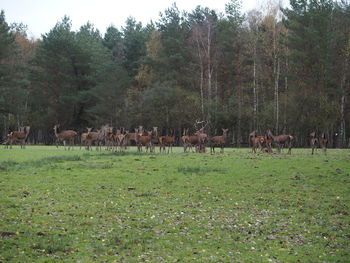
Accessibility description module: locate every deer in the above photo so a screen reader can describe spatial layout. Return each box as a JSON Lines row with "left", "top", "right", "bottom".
{"left": 2, "top": 133, "right": 12, "bottom": 149}
{"left": 249, "top": 130, "right": 268, "bottom": 153}
{"left": 181, "top": 128, "right": 191, "bottom": 152}
{"left": 249, "top": 130, "right": 261, "bottom": 153}
{"left": 320, "top": 133, "right": 328, "bottom": 155}
{"left": 310, "top": 131, "right": 318, "bottom": 155}
{"left": 125, "top": 127, "right": 139, "bottom": 148}
{"left": 159, "top": 131, "right": 176, "bottom": 154}
{"left": 115, "top": 133, "right": 126, "bottom": 152}
{"left": 264, "top": 135, "right": 273, "bottom": 153}
{"left": 267, "top": 129, "right": 293, "bottom": 154}
{"left": 194, "top": 121, "right": 208, "bottom": 153}
{"left": 99, "top": 125, "right": 114, "bottom": 150}
{"left": 53, "top": 124, "right": 77, "bottom": 150}
{"left": 7, "top": 126, "right": 31, "bottom": 149}
{"left": 136, "top": 130, "right": 152, "bottom": 152}
{"left": 80, "top": 130, "right": 89, "bottom": 150}
{"left": 150, "top": 127, "right": 159, "bottom": 153}
{"left": 86, "top": 128, "right": 104, "bottom": 151}
{"left": 210, "top": 128, "right": 229, "bottom": 154}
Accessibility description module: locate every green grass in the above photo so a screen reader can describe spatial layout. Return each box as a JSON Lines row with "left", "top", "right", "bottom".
{"left": 0, "top": 146, "right": 349, "bottom": 262}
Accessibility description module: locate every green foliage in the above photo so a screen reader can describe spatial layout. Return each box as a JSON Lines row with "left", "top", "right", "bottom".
{"left": 0, "top": 2, "right": 349, "bottom": 146}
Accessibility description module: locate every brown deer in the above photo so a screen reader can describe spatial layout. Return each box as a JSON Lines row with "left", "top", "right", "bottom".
{"left": 181, "top": 128, "right": 191, "bottom": 152}
{"left": 136, "top": 130, "right": 152, "bottom": 152}
{"left": 320, "top": 133, "right": 328, "bottom": 155}
{"left": 125, "top": 128, "right": 139, "bottom": 147}
{"left": 86, "top": 128, "right": 104, "bottom": 151}
{"left": 249, "top": 130, "right": 260, "bottom": 153}
{"left": 210, "top": 128, "right": 229, "bottom": 154}
{"left": 182, "top": 121, "right": 208, "bottom": 153}
{"left": 195, "top": 122, "right": 208, "bottom": 153}
{"left": 159, "top": 131, "right": 176, "bottom": 154}
{"left": 267, "top": 129, "right": 293, "bottom": 154}
{"left": 150, "top": 127, "right": 159, "bottom": 153}
{"left": 53, "top": 124, "right": 77, "bottom": 150}
{"left": 249, "top": 130, "right": 267, "bottom": 153}
{"left": 7, "top": 126, "right": 31, "bottom": 149}
{"left": 310, "top": 131, "right": 318, "bottom": 155}
{"left": 3, "top": 133, "right": 12, "bottom": 149}
{"left": 264, "top": 135, "right": 273, "bottom": 153}
{"left": 80, "top": 130, "right": 89, "bottom": 150}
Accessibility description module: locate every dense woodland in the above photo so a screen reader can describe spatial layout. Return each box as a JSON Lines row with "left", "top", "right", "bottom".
{"left": 0, "top": 0, "right": 349, "bottom": 147}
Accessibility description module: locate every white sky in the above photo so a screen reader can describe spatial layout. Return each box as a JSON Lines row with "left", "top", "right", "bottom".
{"left": 1, "top": 0, "right": 287, "bottom": 39}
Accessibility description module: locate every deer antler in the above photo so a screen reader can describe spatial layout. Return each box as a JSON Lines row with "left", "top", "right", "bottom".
{"left": 194, "top": 119, "right": 206, "bottom": 131}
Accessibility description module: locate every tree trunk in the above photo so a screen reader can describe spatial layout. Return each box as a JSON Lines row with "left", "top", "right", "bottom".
{"left": 196, "top": 37, "right": 205, "bottom": 120}
{"left": 339, "top": 55, "right": 348, "bottom": 147}
{"left": 274, "top": 58, "right": 280, "bottom": 133}
{"left": 236, "top": 52, "right": 242, "bottom": 147}
{"left": 283, "top": 56, "right": 288, "bottom": 133}
{"left": 253, "top": 46, "right": 257, "bottom": 130}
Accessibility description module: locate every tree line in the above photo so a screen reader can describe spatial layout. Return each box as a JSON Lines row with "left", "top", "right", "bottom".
{"left": 0, "top": 0, "right": 349, "bottom": 147}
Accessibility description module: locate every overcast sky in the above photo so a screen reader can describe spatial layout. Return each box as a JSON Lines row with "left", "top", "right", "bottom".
{"left": 1, "top": 0, "right": 287, "bottom": 39}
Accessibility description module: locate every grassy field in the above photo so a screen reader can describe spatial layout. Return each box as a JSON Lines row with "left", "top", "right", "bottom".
{"left": 0, "top": 146, "right": 349, "bottom": 262}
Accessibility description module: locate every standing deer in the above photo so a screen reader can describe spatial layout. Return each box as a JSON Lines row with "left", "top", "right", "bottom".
{"left": 2, "top": 133, "right": 11, "bottom": 148}
{"left": 7, "top": 126, "right": 31, "bottom": 149}
{"left": 136, "top": 130, "right": 152, "bottom": 152}
{"left": 80, "top": 130, "right": 89, "bottom": 150}
{"left": 53, "top": 124, "right": 77, "bottom": 150}
{"left": 249, "top": 130, "right": 260, "bottom": 153}
{"left": 86, "top": 128, "right": 103, "bottom": 151}
{"left": 159, "top": 131, "right": 176, "bottom": 154}
{"left": 310, "top": 131, "right": 318, "bottom": 155}
{"left": 320, "top": 133, "right": 328, "bottom": 155}
{"left": 267, "top": 129, "right": 293, "bottom": 154}
{"left": 150, "top": 127, "right": 159, "bottom": 153}
{"left": 249, "top": 130, "right": 267, "bottom": 153}
{"left": 210, "top": 128, "right": 229, "bottom": 154}
{"left": 99, "top": 125, "right": 114, "bottom": 150}
{"left": 125, "top": 128, "right": 139, "bottom": 147}
{"left": 115, "top": 133, "right": 126, "bottom": 152}
{"left": 264, "top": 135, "right": 273, "bottom": 153}
{"left": 195, "top": 121, "right": 208, "bottom": 153}
{"left": 181, "top": 128, "right": 191, "bottom": 152}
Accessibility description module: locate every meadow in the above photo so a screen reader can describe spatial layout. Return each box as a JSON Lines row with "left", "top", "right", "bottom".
{"left": 0, "top": 146, "right": 349, "bottom": 262}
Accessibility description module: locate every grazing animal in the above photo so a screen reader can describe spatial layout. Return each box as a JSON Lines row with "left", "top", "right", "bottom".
{"left": 249, "top": 130, "right": 267, "bottom": 153}
{"left": 159, "top": 132, "right": 176, "bottom": 154}
{"left": 196, "top": 127, "right": 208, "bottom": 153}
{"left": 264, "top": 136, "right": 273, "bottom": 153}
{"left": 249, "top": 130, "right": 260, "bottom": 153}
{"left": 310, "top": 131, "right": 318, "bottom": 155}
{"left": 80, "top": 131, "right": 89, "bottom": 150}
{"left": 210, "top": 128, "right": 229, "bottom": 154}
{"left": 2, "top": 133, "right": 12, "bottom": 148}
{"left": 7, "top": 126, "right": 31, "bottom": 149}
{"left": 125, "top": 128, "right": 139, "bottom": 147}
{"left": 181, "top": 128, "right": 191, "bottom": 152}
{"left": 150, "top": 127, "right": 159, "bottom": 153}
{"left": 267, "top": 129, "right": 293, "bottom": 154}
{"left": 53, "top": 124, "right": 77, "bottom": 150}
{"left": 86, "top": 128, "right": 103, "bottom": 151}
{"left": 320, "top": 133, "right": 328, "bottom": 155}
{"left": 184, "top": 134, "right": 200, "bottom": 152}
{"left": 115, "top": 134, "right": 126, "bottom": 151}
{"left": 136, "top": 130, "right": 152, "bottom": 152}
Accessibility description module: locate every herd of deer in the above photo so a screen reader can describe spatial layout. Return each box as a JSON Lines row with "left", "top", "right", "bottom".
{"left": 2, "top": 123, "right": 329, "bottom": 154}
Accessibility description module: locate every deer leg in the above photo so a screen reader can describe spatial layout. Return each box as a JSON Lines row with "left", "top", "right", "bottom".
{"left": 288, "top": 142, "right": 292, "bottom": 154}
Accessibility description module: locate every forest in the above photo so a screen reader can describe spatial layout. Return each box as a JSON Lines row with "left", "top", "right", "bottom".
{"left": 0, "top": 0, "right": 349, "bottom": 147}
